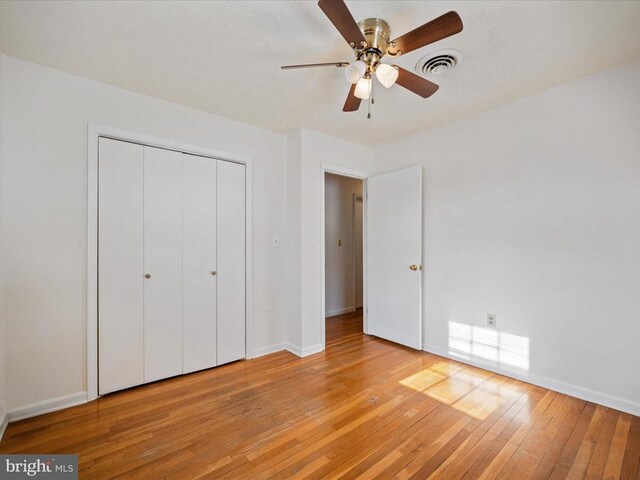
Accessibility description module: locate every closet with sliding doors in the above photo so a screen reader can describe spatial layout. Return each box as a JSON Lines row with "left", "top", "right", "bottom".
{"left": 97, "top": 137, "right": 246, "bottom": 395}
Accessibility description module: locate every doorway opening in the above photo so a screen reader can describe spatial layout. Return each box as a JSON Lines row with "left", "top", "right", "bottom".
{"left": 324, "top": 172, "right": 365, "bottom": 344}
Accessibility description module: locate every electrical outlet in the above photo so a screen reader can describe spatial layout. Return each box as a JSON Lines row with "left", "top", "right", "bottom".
{"left": 486, "top": 314, "right": 497, "bottom": 328}
{"left": 337, "top": 239, "right": 342, "bottom": 246}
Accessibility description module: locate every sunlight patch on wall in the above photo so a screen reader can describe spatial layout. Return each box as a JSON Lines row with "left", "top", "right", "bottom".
{"left": 448, "top": 321, "right": 530, "bottom": 371}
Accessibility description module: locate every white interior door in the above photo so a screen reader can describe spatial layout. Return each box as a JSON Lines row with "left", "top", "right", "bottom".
{"left": 216, "top": 161, "right": 246, "bottom": 364}
{"left": 367, "top": 166, "right": 422, "bottom": 349}
{"left": 98, "top": 138, "right": 145, "bottom": 395}
{"left": 144, "top": 146, "right": 183, "bottom": 382}
{"left": 182, "top": 154, "right": 217, "bottom": 373}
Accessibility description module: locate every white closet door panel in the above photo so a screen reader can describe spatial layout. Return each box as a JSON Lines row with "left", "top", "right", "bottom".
{"left": 144, "top": 146, "right": 183, "bottom": 382}
{"left": 182, "top": 154, "right": 217, "bottom": 373}
{"left": 217, "top": 161, "right": 246, "bottom": 364}
{"left": 98, "top": 138, "right": 144, "bottom": 394}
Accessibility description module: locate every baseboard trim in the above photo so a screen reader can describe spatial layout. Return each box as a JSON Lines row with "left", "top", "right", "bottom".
{"left": 285, "top": 343, "right": 303, "bottom": 357}
{"left": 325, "top": 306, "right": 356, "bottom": 318}
{"left": 249, "top": 342, "right": 286, "bottom": 359}
{"left": 0, "top": 411, "right": 8, "bottom": 441}
{"left": 301, "top": 343, "right": 324, "bottom": 357}
{"left": 422, "top": 343, "right": 640, "bottom": 417}
{"left": 285, "top": 343, "right": 324, "bottom": 358}
{"left": 7, "top": 392, "right": 88, "bottom": 423}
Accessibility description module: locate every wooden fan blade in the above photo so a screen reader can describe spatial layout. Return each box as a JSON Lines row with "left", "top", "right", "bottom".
{"left": 318, "top": 0, "right": 366, "bottom": 47}
{"left": 390, "top": 11, "right": 463, "bottom": 56}
{"left": 394, "top": 67, "right": 439, "bottom": 98}
{"left": 281, "top": 62, "right": 350, "bottom": 70}
{"left": 343, "top": 83, "right": 362, "bottom": 112}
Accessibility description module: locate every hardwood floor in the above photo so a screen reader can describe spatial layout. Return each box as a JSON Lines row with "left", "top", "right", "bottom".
{"left": 2, "top": 309, "right": 639, "bottom": 479}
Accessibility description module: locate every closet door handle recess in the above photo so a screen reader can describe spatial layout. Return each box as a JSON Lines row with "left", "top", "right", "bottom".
{"left": 211, "top": 271, "right": 217, "bottom": 276}
{"left": 145, "top": 274, "right": 151, "bottom": 279}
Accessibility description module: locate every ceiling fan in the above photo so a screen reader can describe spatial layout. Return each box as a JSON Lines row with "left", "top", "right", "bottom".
{"left": 282, "top": 0, "right": 463, "bottom": 117}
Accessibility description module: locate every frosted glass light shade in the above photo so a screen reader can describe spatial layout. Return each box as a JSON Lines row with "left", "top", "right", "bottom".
{"left": 375, "top": 64, "right": 399, "bottom": 88}
{"left": 354, "top": 77, "right": 372, "bottom": 99}
{"left": 345, "top": 61, "right": 367, "bottom": 84}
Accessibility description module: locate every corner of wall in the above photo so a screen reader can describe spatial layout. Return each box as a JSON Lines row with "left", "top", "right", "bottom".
{"left": 284, "top": 130, "right": 303, "bottom": 350}
{"left": 0, "top": 53, "right": 7, "bottom": 440}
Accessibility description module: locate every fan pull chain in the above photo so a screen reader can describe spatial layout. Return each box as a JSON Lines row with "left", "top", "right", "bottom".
{"left": 368, "top": 76, "right": 375, "bottom": 119}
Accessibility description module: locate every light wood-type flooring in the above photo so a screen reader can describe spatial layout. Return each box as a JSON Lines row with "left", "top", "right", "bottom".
{"left": 1, "top": 309, "right": 639, "bottom": 479}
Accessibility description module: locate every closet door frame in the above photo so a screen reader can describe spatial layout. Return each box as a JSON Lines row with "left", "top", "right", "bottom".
{"left": 87, "top": 123, "right": 253, "bottom": 402}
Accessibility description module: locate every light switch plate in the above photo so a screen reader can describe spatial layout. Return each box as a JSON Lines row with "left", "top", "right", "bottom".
{"left": 338, "top": 239, "right": 342, "bottom": 246}
{"left": 272, "top": 236, "right": 280, "bottom": 247}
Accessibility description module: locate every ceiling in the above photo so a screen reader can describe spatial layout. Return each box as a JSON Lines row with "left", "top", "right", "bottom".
{"left": 1, "top": 1, "right": 640, "bottom": 145}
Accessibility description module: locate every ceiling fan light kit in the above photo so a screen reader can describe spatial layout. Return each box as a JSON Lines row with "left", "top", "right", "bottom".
{"left": 345, "top": 60, "right": 367, "bottom": 84}
{"left": 282, "top": 0, "right": 463, "bottom": 117}
{"left": 354, "top": 75, "right": 372, "bottom": 100}
{"left": 376, "top": 64, "right": 399, "bottom": 88}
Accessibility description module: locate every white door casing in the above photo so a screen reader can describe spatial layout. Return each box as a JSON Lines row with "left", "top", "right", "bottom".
{"left": 353, "top": 194, "right": 364, "bottom": 309}
{"left": 367, "top": 166, "right": 422, "bottom": 350}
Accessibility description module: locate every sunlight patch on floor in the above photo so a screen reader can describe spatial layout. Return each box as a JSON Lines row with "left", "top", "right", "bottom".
{"left": 399, "top": 367, "right": 446, "bottom": 392}
{"left": 399, "top": 362, "right": 510, "bottom": 419}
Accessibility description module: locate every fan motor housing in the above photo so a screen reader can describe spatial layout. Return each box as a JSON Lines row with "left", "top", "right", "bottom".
{"left": 357, "top": 18, "right": 391, "bottom": 54}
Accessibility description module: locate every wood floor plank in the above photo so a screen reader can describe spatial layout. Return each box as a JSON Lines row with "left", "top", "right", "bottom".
{"left": 585, "top": 408, "right": 622, "bottom": 479}
{"left": 549, "top": 402, "right": 599, "bottom": 479}
{"left": 1, "top": 309, "right": 638, "bottom": 479}
{"left": 477, "top": 390, "right": 558, "bottom": 479}
{"left": 459, "top": 383, "right": 548, "bottom": 478}
{"left": 315, "top": 398, "right": 458, "bottom": 479}
{"left": 392, "top": 374, "right": 521, "bottom": 479}
{"left": 425, "top": 381, "right": 532, "bottom": 479}
{"left": 565, "top": 405, "right": 608, "bottom": 479}
{"left": 602, "top": 414, "right": 632, "bottom": 480}
{"left": 496, "top": 393, "right": 571, "bottom": 479}
{"left": 530, "top": 397, "right": 587, "bottom": 479}
{"left": 620, "top": 415, "right": 640, "bottom": 479}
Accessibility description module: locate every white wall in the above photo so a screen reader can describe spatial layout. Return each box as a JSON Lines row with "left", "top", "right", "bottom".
{"left": 373, "top": 59, "right": 640, "bottom": 414}
{"left": 324, "top": 173, "right": 363, "bottom": 317}
{"left": 1, "top": 55, "right": 287, "bottom": 412}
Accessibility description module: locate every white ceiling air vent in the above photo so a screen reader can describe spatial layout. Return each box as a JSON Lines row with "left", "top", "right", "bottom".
{"left": 416, "top": 49, "right": 462, "bottom": 77}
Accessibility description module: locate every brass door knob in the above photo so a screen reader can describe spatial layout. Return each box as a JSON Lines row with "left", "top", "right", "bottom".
{"left": 211, "top": 271, "right": 217, "bottom": 276}
{"left": 409, "top": 265, "right": 419, "bottom": 271}
{"left": 144, "top": 274, "right": 151, "bottom": 279}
